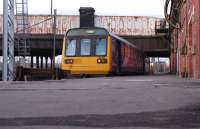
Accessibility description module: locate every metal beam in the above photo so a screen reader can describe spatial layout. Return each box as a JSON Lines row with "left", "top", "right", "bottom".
{"left": 52, "top": 9, "right": 56, "bottom": 69}
{"left": 3, "top": 0, "right": 15, "bottom": 81}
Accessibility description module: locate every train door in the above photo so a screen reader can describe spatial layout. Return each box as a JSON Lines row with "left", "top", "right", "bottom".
{"left": 111, "top": 38, "right": 122, "bottom": 74}
{"left": 116, "top": 40, "right": 122, "bottom": 74}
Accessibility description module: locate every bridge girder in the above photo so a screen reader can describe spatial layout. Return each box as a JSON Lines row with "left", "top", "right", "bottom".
{"left": 0, "top": 34, "right": 170, "bottom": 58}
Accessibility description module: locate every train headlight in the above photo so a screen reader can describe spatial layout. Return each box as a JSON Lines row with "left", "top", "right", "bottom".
{"left": 65, "top": 59, "right": 73, "bottom": 64}
{"left": 97, "top": 59, "right": 101, "bottom": 63}
{"left": 97, "top": 58, "right": 107, "bottom": 64}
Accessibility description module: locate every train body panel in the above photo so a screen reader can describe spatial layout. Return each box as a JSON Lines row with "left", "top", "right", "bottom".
{"left": 110, "top": 34, "right": 144, "bottom": 74}
{"left": 61, "top": 27, "right": 144, "bottom": 76}
{"left": 62, "top": 57, "right": 111, "bottom": 75}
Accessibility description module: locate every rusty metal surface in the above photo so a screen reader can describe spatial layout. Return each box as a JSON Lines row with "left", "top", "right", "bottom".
{"left": 0, "top": 15, "right": 161, "bottom": 36}
{"left": 123, "top": 35, "right": 169, "bottom": 57}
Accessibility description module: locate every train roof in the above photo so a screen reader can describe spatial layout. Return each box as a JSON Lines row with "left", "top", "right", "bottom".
{"left": 66, "top": 27, "right": 141, "bottom": 51}
{"left": 109, "top": 33, "right": 138, "bottom": 49}
{"left": 66, "top": 27, "right": 109, "bottom": 36}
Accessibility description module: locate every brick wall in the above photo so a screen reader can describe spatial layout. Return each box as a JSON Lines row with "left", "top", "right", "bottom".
{"left": 171, "top": 0, "right": 200, "bottom": 78}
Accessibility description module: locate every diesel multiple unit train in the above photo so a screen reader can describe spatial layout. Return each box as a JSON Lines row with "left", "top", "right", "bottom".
{"left": 61, "top": 27, "right": 144, "bottom": 76}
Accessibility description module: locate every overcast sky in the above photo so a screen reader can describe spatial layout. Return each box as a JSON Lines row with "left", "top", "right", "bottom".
{"left": 0, "top": 0, "right": 165, "bottom": 17}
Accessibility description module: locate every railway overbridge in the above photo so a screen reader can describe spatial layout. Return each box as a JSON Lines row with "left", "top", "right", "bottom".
{"left": 0, "top": 33, "right": 169, "bottom": 57}
{"left": 0, "top": 15, "right": 170, "bottom": 69}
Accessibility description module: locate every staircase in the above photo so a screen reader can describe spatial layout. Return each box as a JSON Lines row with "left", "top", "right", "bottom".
{"left": 15, "top": 0, "right": 30, "bottom": 65}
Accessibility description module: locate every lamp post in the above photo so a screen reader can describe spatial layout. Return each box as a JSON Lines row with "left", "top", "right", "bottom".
{"left": 53, "top": 9, "right": 56, "bottom": 70}
{"left": 52, "top": 9, "right": 57, "bottom": 79}
{"left": 51, "top": 0, "right": 53, "bottom": 16}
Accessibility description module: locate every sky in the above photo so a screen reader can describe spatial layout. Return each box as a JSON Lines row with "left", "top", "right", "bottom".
{"left": 0, "top": 0, "right": 165, "bottom": 17}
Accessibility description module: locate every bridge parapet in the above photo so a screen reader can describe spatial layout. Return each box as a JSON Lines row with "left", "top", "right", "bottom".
{"left": 0, "top": 15, "right": 162, "bottom": 36}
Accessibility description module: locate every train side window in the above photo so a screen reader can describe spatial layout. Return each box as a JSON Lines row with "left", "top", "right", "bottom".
{"left": 80, "top": 39, "right": 91, "bottom": 56}
{"left": 95, "top": 38, "right": 107, "bottom": 56}
{"left": 66, "top": 39, "right": 76, "bottom": 56}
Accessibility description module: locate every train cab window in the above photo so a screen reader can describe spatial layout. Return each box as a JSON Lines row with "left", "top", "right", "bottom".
{"left": 95, "top": 38, "right": 107, "bottom": 56}
{"left": 66, "top": 39, "right": 76, "bottom": 56}
{"left": 80, "top": 39, "right": 91, "bottom": 56}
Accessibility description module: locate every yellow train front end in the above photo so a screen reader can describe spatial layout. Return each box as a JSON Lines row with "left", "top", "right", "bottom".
{"left": 61, "top": 28, "right": 112, "bottom": 76}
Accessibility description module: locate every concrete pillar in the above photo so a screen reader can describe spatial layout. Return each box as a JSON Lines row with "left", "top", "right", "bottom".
{"left": 40, "top": 56, "right": 43, "bottom": 69}
{"left": 50, "top": 57, "right": 53, "bottom": 69}
{"left": 149, "top": 59, "right": 151, "bottom": 74}
{"left": 36, "top": 56, "right": 39, "bottom": 68}
{"left": 31, "top": 56, "right": 34, "bottom": 68}
{"left": 45, "top": 56, "right": 48, "bottom": 69}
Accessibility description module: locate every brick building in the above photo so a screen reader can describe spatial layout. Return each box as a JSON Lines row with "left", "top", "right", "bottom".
{"left": 169, "top": 0, "right": 200, "bottom": 78}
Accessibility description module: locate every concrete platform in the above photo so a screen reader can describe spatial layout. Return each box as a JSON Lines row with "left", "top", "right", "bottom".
{"left": 0, "top": 75, "right": 200, "bottom": 129}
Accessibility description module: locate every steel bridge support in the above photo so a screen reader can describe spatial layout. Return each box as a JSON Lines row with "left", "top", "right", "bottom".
{"left": 3, "top": 0, "right": 15, "bottom": 81}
